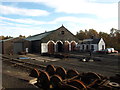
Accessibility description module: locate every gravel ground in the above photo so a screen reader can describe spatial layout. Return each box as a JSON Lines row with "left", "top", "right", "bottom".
{"left": 2, "top": 62, "right": 38, "bottom": 89}
{"left": 2, "top": 53, "right": 120, "bottom": 89}
{"left": 45, "top": 57, "right": 119, "bottom": 77}
{"left": 2, "top": 73, "right": 37, "bottom": 88}
{"left": 10, "top": 53, "right": 119, "bottom": 77}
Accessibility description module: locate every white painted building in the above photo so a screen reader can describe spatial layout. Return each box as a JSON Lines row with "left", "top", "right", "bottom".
{"left": 78, "top": 38, "right": 105, "bottom": 52}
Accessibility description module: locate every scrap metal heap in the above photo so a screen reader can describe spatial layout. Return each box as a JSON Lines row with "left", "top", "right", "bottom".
{"left": 29, "top": 65, "right": 120, "bottom": 90}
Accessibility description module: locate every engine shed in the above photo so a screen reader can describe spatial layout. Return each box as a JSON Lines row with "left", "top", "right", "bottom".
{"left": 26, "top": 25, "right": 79, "bottom": 54}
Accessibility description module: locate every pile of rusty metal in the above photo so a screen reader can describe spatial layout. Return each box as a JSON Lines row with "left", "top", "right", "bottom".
{"left": 29, "top": 65, "right": 120, "bottom": 90}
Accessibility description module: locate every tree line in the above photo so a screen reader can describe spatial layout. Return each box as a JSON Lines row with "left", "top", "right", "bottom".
{"left": 0, "top": 35, "right": 26, "bottom": 40}
{"left": 75, "top": 28, "right": 120, "bottom": 51}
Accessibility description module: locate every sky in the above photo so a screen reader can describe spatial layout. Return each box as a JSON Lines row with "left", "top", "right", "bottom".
{"left": 0, "top": 0, "right": 119, "bottom": 37}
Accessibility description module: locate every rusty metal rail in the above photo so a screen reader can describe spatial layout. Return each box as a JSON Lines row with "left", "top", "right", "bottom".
{"left": 2, "top": 55, "right": 46, "bottom": 71}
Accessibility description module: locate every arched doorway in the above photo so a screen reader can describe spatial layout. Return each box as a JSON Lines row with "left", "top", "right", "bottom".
{"left": 71, "top": 41, "right": 76, "bottom": 51}
{"left": 64, "top": 42, "right": 69, "bottom": 52}
{"left": 48, "top": 41, "right": 55, "bottom": 54}
{"left": 56, "top": 42, "right": 63, "bottom": 52}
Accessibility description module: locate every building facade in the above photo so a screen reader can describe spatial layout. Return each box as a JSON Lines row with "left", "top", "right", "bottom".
{"left": 26, "top": 25, "right": 79, "bottom": 54}
{"left": 78, "top": 38, "right": 105, "bottom": 52}
{"left": 0, "top": 37, "right": 30, "bottom": 54}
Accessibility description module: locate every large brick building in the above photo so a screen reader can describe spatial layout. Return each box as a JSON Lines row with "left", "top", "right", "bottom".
{"left": 26, "top": 25, "right": 79, "bottom": 54}
{"left": 0, "top": 37, "right": 30, "bottom": 54}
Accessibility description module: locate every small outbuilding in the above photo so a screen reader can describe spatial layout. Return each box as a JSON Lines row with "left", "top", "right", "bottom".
{"left": 78, "top": 38, "right": 105, "bottom": 52}
{"left": 26, "top": 25, "right": 79, "bottom": 54}
{"left": 0, "top": 37, "right": 30, "bottom": 54}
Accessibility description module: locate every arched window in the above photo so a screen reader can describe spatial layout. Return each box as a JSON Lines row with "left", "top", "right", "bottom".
{"left": 82, "top": 45, "right": 84, "bottom": 50}
{"left": 91, "top": 45, "right": 94, "bottom": 51}
{"left": 102, "top": 45, "right": 104, "bottom": 50}
{"left": 86, "top": 45, "right": 89, "bottom": 50}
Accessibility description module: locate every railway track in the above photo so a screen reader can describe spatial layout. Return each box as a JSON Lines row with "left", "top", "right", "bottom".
{"left": 2, "top": 55, "right": 46, "bottom": 71}
{"left": 2, "top": 55, "right": 120, "bottom": 90}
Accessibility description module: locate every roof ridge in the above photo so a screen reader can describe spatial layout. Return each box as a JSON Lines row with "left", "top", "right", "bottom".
{"left": 26, "top": 25, "right": 67, "bottom": 38}
{"left": 27, "top": 30, "right": 56, "bottom": 38}
{"left": 25, "top": 29, "right": 57, "bottom": 41}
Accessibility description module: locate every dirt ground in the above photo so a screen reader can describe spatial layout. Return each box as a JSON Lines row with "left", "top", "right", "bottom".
{"left": 2, "top": 62, "right": 38, "bottom": 89}
{"left": 45, "top": 53, "right": 119, "bottom": 77}
{"left": 6, "top": 52, "right": 119, "bottom": 77}
{"left": 1, "top": 52, "right": 120, "bottom": 88}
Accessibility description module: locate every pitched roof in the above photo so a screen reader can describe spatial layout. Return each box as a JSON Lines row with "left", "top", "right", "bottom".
{"left": 0, "top": 37, "right": 27, "bottom": 42}
{"left": 0, "top": 37, "right": 18, "bottom": 42}
{"left": 81, "top": 38, "right": 101, "bottom": 44}
{"left": 0, "top": 38, "right": 14, "bottom": 42}
{"left": 25, "top": 30, "right": 56, "bottom": 41}
{"left": 92, "top": 38, "right": 101, "bottom": 44}
{"left": 25, "top": 25, "right": 79, "bottom": 41}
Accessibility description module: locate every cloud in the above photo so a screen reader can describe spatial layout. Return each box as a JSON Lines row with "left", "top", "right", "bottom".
{"left": 53, "top": 16, "right": 117, "bottom": 34}
{"left": 1, "top": 0, "right": 117, "bottom": 19}
{"left": 0, "top": 26, "right": 44, "bottom": 37}
{"left": 53, "top": 16, "right": 96, "bottom": 24}
{"left": 49, "top": 16, "right": 117, "bottom": 34}
{"left": 0, "top": 16, "right": 96, "bottom": 25}
{"left": 2, "top": 0, "right": 119, "bottom": 3}
{"left": 0, "top": 20, "right": 31, "bottom": 27}
{"left": 0, "top": 22, "right": 47, "bottom": 37}
{"left": 41, "top": 0, "right": 117, "bottom": 19}
{"left": 0, "top": 16, "right": 46, "bottom": 25}
{"left": 1, "top": 16, "right": 117, "bottom": 36}
{"left": 0, "top": 4, "right": 50, "bottom": 16}
{"left": 88, "top": 0, "right": 119, "bottom": 3}
{"left": 0, "top": 0, "right": 118, "bottom": 37}
{"left": 8, "top": 0, "right": 116, "bottom": 19}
